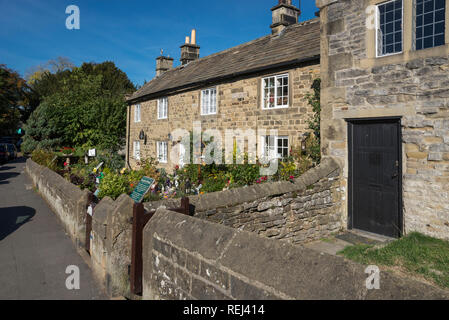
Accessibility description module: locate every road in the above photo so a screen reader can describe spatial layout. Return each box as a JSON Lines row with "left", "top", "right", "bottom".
{"left": 0, "top": 158, "right": 106, "bottom": 300}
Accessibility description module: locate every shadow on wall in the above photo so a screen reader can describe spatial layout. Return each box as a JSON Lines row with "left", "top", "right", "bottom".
{"left": 0, "top": 206, "right": 36, "bottom": 241}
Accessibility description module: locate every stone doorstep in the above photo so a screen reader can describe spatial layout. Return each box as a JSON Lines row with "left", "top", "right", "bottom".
{"left": 303, "top": 237, "right": 352, "bottom": 256}
{"left": 303, "top": 230, "right": 395, "bottom": 256}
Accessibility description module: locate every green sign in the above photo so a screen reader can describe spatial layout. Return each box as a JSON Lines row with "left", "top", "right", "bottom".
{"left": 130, "top": 176, "right": 155, "bottom": 203}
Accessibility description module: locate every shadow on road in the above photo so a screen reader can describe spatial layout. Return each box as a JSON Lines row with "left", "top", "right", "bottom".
{"left": 0, "top": 172, "right": 20, "bottom": 185}
{"left": 0, "top": 206, "right": 36, "bottom": 241}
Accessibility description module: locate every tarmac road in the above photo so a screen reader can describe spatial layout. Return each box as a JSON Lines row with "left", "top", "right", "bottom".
{"left": 0, "top": 158, "right": 106, "bottom": 300}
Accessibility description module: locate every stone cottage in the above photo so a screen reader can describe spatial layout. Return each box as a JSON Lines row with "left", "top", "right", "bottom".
{"left": 317, "top": 0, "right": 449, "bottom": 240}
{"left": 126, "top": 0, "right": 448, "bottom": 241}
{"left": 125, "top": 0, "right": 320, "bottom": 172}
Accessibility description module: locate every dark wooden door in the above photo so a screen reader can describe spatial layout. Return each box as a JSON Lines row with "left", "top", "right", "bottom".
{"left": 348, "top": 119, "right": 402, "bottom": 238}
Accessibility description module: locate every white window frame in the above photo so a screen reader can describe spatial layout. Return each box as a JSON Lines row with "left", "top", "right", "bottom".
{"left": 133, "top": 141, "right": 141, "bottom": 161}
{"left": 134, "top": 104, "right": 141, "bottom": 123}
{"left": 261, "top": 74, "right": 289, "bottom": 110}
{"left": 201, "top": 87, "right": 217, "bottom": 115}
{"left": 375, "top": 0, "right": 404, "bottom": 58}
{"left": 261, "top": 136, "right": 289, "bottom": 161}
{"left": 158, "top": 97, "right": 168, "bottom": 120}
{"left": 157, "top": 141, "right": 168, "bottom": 164}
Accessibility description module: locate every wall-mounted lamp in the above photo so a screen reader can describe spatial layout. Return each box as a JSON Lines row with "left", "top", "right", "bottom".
{"left": 168, "top": 133, "right": 172, "bottom": 141}
{"left": 139, "top": 130, "right": 145, "bottom": 140}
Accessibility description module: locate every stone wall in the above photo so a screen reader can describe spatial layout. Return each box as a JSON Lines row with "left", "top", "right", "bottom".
{"left": 142, "top": 208, "right": 449, "bottom": 300}
{"left": 26, "top": 159, "right": 135, "bottom": 299}
{"left": 26, "top": 159, "right": 89, "bottom": 248}
{"left": 318, "top": 0, "right": 449, "bottom": 239}
{"left": 145, "top": 157, "right": 345, "bottom": 244}
{"left": 127, "top": 61, "right": 320, "bottom": 172}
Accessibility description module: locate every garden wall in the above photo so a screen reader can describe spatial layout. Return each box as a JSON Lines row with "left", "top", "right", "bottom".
{"left": 145, "top": 157, "right": 345, "bottom": 244}
{"left": 143, "top": 208, "right": 449, "bottom": 300}
{"left": 26, "top": 159, "right": 135, "bottom": 299}
{"left": 26, "top": 159, "right": 89, "bottom": 248}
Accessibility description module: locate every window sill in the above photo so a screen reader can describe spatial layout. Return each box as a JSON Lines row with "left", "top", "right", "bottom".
{"left": 262, "top": 106, "right": 289, "bottom": 110}
{"left": 362, "top": 43, "right": 449, "bottom": 68}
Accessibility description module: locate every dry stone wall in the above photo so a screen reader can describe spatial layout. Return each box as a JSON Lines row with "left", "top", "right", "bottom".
{"left": 145, "top": 158, "right": 345, "bottom": 244}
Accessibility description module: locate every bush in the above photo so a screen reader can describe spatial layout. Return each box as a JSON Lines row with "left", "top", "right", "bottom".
{"left": 31, "top": 149, "right": 59, "bottom": 171}
{"left": 98, "top": 173, "right": 129, "bottom": 200}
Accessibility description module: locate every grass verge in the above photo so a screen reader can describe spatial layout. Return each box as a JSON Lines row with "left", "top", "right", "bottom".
{"left": 338, "top": 232, "right": 449, "bottom": 289}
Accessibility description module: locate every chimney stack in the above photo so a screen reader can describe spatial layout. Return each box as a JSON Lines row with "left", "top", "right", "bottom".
{"left": 180, "top": 29, "right": 200, "bottom": 65}
{"left": 270, "top": 0, "right": 301, "bottom": 35}
{"left": 156, "top": 50, "right": 174, "bottom": 76}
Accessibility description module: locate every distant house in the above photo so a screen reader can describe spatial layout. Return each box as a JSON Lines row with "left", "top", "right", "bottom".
{"left": 125, "top": 0, "right": 320, "bottom": 172}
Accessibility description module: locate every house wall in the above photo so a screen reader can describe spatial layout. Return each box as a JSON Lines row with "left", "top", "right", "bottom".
{"left": 127, "top": 63, "right": 320, "bottom": 172}
{"left": 317, "top": 0, "right": 449, "bottom": 239}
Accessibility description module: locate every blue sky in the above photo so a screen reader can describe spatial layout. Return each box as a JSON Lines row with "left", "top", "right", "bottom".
{"left": 0, "top": 0, "right": 318, "bottom": 87}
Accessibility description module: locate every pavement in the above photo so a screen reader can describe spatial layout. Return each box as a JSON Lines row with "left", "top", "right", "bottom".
{"left": 0, "top": 157, "right": 107, "bottom": 300}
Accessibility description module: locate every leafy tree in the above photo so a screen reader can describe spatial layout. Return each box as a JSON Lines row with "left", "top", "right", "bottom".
{"left": 22, "top": 62, "right": 135, "bottom": 153}
{"left": 0, "top": 65, "right": 27, "bottom": 136}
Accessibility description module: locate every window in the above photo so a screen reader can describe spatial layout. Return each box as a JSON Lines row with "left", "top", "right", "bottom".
{"left": 157, "top": 141, "right": 168, "bottom": 163}
{"left": 158, "top": 97, "right": 168, "bottom": 119}
{"left": 134, "top": 104, "right": 141, "bottom": 123}
{"left": 416, "top": 0, "right": 446, "bottom": 50}
{"left": 262, "top": 74, "right": 289, "bottom": 109}
{"left": 133, "top": 141, "right": 140, "bottom": 161}
{"left": 201, "top": 88, "right": 217, "bottom": 115}
{"left": 377, "top": 0, "right": 403, "bottom": 57}
{"left": 262, "top": 136, "right": 289, "bottom": 161}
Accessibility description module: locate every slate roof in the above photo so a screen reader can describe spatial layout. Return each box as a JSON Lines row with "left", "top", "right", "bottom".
{"left": 127, "top": 18, "right": 320, "bottom": 103}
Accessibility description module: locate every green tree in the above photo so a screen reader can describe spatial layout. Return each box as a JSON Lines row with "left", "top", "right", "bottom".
{"left": 22, "top": 62, "right": 135, "bottom": 153}
{"left": 0, "top": 65, "right": 27, "bottom": 136}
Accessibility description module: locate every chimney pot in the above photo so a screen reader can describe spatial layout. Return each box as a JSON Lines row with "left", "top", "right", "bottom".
{"left": 191, "top": 29, "right": 196, "bottom": 45}
{"left": 180, "top": 30, "right": 200, "bottom": 65}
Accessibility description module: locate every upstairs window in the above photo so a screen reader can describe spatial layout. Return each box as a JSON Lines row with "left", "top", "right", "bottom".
{"left": 377, "top": 0, "right": 403, "bottom": 57}
{"left": 134, "top": 104, "right": 141, "bottom": 123}
{"left": 158, "top": 97, "right": 168, "bottom": 119}
{"left": 201, "top": 88, "right": 217, "bottom": 115}
{"left": 262, "top": 74, "right": 289, "bottom": 109}
{"left": 416, "top": 0, "right": 446, "bottom": 50}
{"left": 157, "top": 141, "right": 168, "bottom": 163}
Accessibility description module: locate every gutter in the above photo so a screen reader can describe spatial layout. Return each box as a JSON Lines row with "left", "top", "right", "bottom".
{"left": 127, "top": 55, "right": 320, "bottom": 105}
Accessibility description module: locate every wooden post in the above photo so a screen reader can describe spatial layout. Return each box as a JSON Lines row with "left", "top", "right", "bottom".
{"left": 130, "top": 197, "right": 190, "bottom": 295}
{"left": 130, "top": 202, "right": 145, "bottom": 295}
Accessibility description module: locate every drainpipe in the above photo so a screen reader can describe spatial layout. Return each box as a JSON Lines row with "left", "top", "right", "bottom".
{"left": 126, "top": 104, "right": 131, "bottom": 169}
